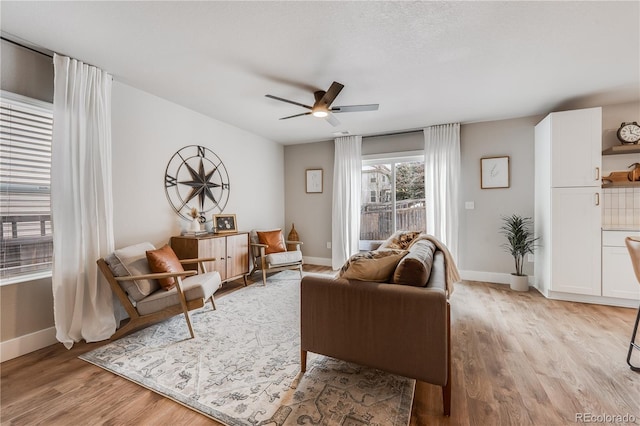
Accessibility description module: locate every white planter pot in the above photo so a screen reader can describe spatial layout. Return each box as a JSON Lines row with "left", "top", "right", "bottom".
{"left": 510, "top": 274, "right": 529, "bottom": 292}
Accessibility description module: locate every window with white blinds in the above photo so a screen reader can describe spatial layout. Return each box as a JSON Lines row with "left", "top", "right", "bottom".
{"left": 0, "top": 91, "right": 53, "bottom": 283}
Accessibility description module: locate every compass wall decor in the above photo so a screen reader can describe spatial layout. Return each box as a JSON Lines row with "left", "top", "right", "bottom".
{"left": 164, "top": 145, "right": 230, "bottom": 223}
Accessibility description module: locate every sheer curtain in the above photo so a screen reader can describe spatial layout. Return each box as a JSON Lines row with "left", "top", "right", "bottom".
{"left": 52, "top": 54, "right": 116, "bottom": 348}
{"left": 424, "top": 123, "right": 460, "bottom": 261}
{"left": 332, "top": 135, "right": 362, "bottom": 270}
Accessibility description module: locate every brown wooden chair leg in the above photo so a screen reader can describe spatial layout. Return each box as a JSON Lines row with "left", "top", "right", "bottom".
{"left": 301, "top": 350, "right": 307, "bottom": 373}
{"left": 175, "top": 278, "right": 195, "bottom": 339}
{"left": 209, "top": 295, "right": 216, "bottom": 310}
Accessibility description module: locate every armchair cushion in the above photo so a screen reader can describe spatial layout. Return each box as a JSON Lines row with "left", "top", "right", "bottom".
{"left": 136, "top": 271, "right": 222, "bottom": 316}
{"left": 146, "top": 244, "right": 184, "bottom": 290}
{"left": 113, "top": 242, "right": 160, "bottom": 301}
{"left": 257, "top": 229, "right": 286, "bottom": 254}
{"left": 261, "top": 250, "right": 303, "bottom": 267}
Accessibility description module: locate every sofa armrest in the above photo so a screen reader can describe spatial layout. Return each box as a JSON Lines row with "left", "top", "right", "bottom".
{"left": 113, "top": 270, "right": 197, "bottom": 281}
{"left": 300, "top": 275, "right": 448, "bottom": 385}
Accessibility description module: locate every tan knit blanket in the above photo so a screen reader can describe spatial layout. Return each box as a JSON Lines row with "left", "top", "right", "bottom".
{"left": 409, "top": 234, "right": 461, "bottom": 297}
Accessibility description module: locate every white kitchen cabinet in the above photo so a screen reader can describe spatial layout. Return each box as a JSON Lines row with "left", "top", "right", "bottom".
{"left": 548, "top": 187, "right": 602, "bottom": 295}
{"left": 602, "top": 230, "right": 640, "bottom": 300}
{"left": 548, "top": 108, "right": 602, "bottom": 188}
{"left": 534, "top": 107, "right": 602, "bottom": 297}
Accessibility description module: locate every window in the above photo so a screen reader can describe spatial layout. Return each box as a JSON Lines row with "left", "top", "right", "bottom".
{"left": 360, "top": 153, "right": 425, "bottom": 245}
{"left": 0, "top": 91, "right": 53, "bottom": 283}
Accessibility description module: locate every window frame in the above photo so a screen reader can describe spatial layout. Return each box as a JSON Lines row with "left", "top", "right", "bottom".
{"left": 0, "top": 90, "right": 54, "bottom": 286}
{"left": 360, "top": 150, "right": 424, "bottom": 250}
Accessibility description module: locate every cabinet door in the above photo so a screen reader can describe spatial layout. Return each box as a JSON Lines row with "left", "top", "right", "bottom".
{"left": 602, "top": 246, "right": 640, "bottom": 300}
{"left": 550, "top": 107, "right": 601, "bottom": 188}
{"left": 550, "top": 187, "right": 602, "bottom": 295}
{"left": 208, "top": 237, "right": 227, "bottom": 280}
{"left": 226, "top": 233, "right": 249, "bottom": 279}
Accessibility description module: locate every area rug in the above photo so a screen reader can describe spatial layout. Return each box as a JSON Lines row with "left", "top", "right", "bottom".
{"left": 80, "top": 271, "right": 415, "bottom": 425}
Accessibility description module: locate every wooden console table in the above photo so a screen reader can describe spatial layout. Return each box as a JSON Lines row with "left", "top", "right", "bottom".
{"left": 171, "top": 232, "right": 249, "bottom": 285}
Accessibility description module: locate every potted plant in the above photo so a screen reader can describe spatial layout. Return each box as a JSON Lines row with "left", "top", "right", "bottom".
{"left": 500, "top": 214, "right": 539, "bottom": 291}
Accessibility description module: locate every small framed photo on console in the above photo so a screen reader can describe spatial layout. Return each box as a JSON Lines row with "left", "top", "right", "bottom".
{"left": 213, "top": 214, "right": 237, "bottom": 233}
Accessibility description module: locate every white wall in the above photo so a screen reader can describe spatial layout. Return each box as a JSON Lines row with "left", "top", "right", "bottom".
{"left": 111, "top": 82, "right": 284, "bottom": 248}
{"left": 458, "top": 115, "right": 541, "bottom": 281}
{"left": 284, "top": 102, "right": 639, "bottom": 280}
{"left": 1, "top": 47, "right": 285, "bottom": 359}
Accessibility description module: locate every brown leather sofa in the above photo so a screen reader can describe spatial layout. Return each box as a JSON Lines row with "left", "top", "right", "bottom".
{"left": 300, "top": 245, "right": 451, "bottom": 415}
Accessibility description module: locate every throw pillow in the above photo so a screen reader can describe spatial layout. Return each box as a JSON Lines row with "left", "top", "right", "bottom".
{"left": 392, "top": 239, "right": 437, "bottom": 286}
{"left": 340, "top": 249, "right": 408, "bottom": 282}
{"left": 146, "top": 244, "right": 185, "bottom": 290}
{"left": 114, "top": 242, "right": 160, "bottom": 301}
{"left": 257, "top": 229, "right": 286, "bottom": 255}
{"left": 379, "top": 230, "right": 423, "bottom": 250}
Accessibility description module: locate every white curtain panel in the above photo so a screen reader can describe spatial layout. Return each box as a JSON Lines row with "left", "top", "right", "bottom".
{"left": 332, "top": 135, "right": 362, "bottom": 270}
{"left": 423, "top": 123, "right": 461, "bottom": 261}
{"left": 52, "top": 54, "right": 116, "bottom": 348}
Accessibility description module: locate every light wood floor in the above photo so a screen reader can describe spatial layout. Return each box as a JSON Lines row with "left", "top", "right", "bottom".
{"left": 2, "top": 266, "right": 639, "bottom": 425}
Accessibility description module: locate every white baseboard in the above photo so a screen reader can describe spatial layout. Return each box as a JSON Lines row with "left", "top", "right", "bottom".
{"left": 303, "top": 256, "right": 332, "bottom": 268}
{"left": 0, "top": 326, "right": 58, "bottom": 363}
{"left": 546, "top": 291, "right": 639, "bottom": 308}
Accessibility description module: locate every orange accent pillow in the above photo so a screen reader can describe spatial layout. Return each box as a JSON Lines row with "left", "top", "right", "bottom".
{"left": 145, "top": 244, "right": 184, "bottom": 290}
{"left": 257, "top": 230, "right": 286, "bottom": 255}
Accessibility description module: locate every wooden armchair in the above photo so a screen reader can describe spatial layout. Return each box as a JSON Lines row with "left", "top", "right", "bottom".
{"left": 249, "top": 229, "right": 303, "bottom": 285}
{"left": 97, "top": 242, "right": 222, "bottom": 340}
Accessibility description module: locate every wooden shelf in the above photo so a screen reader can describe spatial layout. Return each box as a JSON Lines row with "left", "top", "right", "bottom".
{"left": 601, "top": 181, "right": 640, "bottom": 188}
{"left": 602, "top": 144, "right": 640, "bottom": 155}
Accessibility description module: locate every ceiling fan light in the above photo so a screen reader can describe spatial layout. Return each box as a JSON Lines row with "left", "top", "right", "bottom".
{"left": 312, "top": 109, "right": 328, "bottom": 118}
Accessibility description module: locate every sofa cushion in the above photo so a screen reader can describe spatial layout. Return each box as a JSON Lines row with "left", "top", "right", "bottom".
{"left": 146, "top": 244, "right": 184, "bottom": 290}
{"left": 392, "top": 239, "right": 437, "bottom": 286}
{"left": 257, "top": 229, "right": 287, "bottom": 254}
{"left": 136, "top": 271, "right": 222, "bottom": 316}
{"left": 113, "top": 242, "right": 160, "bottom": 301}
{"left": 340, "top": 250, "right": 407, "bottom": 282}
{"left": 378, "top": 230, "right": 422, "bottom": 250}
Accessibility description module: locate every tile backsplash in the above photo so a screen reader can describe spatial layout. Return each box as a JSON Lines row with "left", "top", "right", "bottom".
{"left": 602, "top": 187, "right": 640, "bottom": 227}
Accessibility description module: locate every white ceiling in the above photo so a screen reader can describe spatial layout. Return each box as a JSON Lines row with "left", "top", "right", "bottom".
{"left": 2, "top": 1, "right": 639, "bottom": 145}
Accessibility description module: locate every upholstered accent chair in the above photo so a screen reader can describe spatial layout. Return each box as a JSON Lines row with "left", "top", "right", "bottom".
{"left": 625, "top": 236, "right": 640, "bottom": 371}
{"left": 249, "top": 229, "right": 303, "bottom": 285}
{"left": 97, "top": 242, "right": 222, "bottom": 340}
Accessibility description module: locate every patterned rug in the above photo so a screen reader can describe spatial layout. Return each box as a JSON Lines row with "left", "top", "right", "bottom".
{"left": 80, "top": 271, "right": 415, "bottom": 425}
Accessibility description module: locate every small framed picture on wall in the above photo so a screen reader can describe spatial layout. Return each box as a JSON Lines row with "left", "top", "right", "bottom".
{"left": 306, "top": 169, "right": 323, "bottom": 193}
{"left": 481, "top": 156, "right": 510, "bottom": 189}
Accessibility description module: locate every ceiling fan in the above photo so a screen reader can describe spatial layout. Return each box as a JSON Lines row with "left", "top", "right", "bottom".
{"left": 265, "top": 81, "right": 379, "bottom": 126}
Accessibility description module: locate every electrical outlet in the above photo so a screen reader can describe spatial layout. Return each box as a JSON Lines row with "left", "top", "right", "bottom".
{"left": 527, "top": 253, "right": 534, "bottom": 262}
{"left": 326, "top": 242, "right": 332, "bottom": 249}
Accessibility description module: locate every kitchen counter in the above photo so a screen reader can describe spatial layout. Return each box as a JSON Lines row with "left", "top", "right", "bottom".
{"left": 602, "top": 226, "right": 640, "bottom": 232}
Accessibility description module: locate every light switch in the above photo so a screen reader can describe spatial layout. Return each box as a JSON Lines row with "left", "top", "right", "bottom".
{"left": 465, "top": 201, "right": 475, "bottom": 210}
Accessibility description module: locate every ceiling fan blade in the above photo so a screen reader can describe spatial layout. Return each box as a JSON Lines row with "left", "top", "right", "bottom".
{"left": 318, "top": 81, "right": 344, "bottom": 108}
{"left": 331, "top": 104, "right": 379, "bottom": 113}
{"left": 265, "top": 94, "right": 312, "bottom": 110}
{"left": 280, "top": 112, "right": 312, "bottom": 120}
{"left": 325, "top": 113, "right": 340, "bottom": 127}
